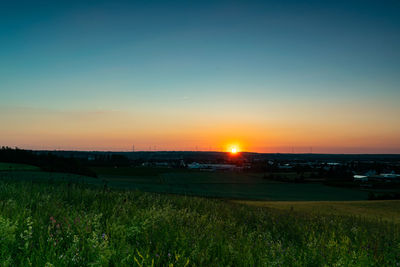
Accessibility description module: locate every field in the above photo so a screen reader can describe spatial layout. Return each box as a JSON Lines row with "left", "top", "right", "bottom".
{"left": 0, "top": 162, "right": 40, "bottom": 171}
{"left": 1, "top": 164, "right": 399, "bottom": 265}
{"left": 91, "top": 166, "right": 369, "bottom": 201}
{"left": 0, "top": 166, "right": 371, "bottom": 201}
{"left": 0, "top": 163, "right": 391, "bottom": 201}
{"left": 234, "top": 200, "right": 400, "bottom": 223}
{"left": 0, "top": 179, "right": 399, "bottom": 266}
{"left": 0, "top": 171, "right": 101, "bottom": 186}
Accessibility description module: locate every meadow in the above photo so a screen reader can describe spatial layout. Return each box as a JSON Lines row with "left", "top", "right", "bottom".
{"left": 0, "top": 163, "right": 40, "bottom": 171}
{"left": 92, "top": 166, "right": 369, "bottom": 201}
{"left": 234, "top": 200, "right": 400, "bottom": 223}
{"left": 1, "top": 164, "right": 399, "bottom": 265}
{"left": 0, "top": 167, "right": 369, "bottom": 201}
{"left": 0, "top": 178, "right": 399, "bottom": 266}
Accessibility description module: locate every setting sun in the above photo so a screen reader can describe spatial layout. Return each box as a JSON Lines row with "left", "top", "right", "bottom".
{"left": 228, "top": 144, "right": 241, "bottom": 154}
{"left": 226, "top": 143, "right": 242, "bottom": 154}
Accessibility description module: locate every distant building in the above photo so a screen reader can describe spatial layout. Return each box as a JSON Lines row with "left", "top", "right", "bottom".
{"left": 278, "top": 164, "right": 293, "bottom": 169}
{"left": 155, "top": 162, "right": 169, "bottom": 167}
{"left": 354, "top": 171, "right": 400, "bottom": 182}
{"left": 141, "top": 162, "right": 171, "bottom": 167}
{"left": 187, "top": 162, "right": 239, "bottom": 171}
{"left": 353, "top": 175, "right": 368, "bottom": 182}
{"left": 380, "top": 173, "right": 400, "bottom": 179}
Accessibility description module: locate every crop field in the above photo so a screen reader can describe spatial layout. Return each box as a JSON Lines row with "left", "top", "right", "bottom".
{"left": 91, "top": 167, "right": 369, "bottom": 201}
{"left": 0, "top": 162, "right": 40, "bottom": 171}
{"left": 234, "top": 200, "right": 400, "bottom": 223}
{"left": 0, "top": 171, "right": 101, "bottom": 186}
{"left": 0, "top": 179, "right": 399, "bottom": 266}
{"left": 0, "top": 166, "right": 370, "bottom": 201}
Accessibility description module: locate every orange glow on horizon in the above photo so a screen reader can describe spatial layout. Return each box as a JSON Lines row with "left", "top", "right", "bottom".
{"left": 1, "top": 106, "right": 399, "bottom": 153}
{"left": 227, "top": 144, "right": 241, "bottom": 154}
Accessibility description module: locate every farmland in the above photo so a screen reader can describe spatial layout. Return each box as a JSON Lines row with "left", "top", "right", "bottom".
{"left": 0, "top": 166, "right": 370, "bottom": 201}
{"left": 0, "top": 179, "right": 399, "bottom": 266}
{"left": 234, "top": 200, "right": 400, "bottom": 223}
{"left": 0, "top": 162, "right": 40, "bottom": 171}
{"left": 91, "top": 166, "right": 370, "bottom": 201}
{"left": 1, "top": 160, "right": 400, "bottom": 265}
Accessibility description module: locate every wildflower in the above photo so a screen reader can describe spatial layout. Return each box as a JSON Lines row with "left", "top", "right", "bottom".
{"left": 102, "top": 233, "right": 106, "bottom": 239}
{"left": 168, "top": 253, "right": 171, "bottom": 257}
{"left": 156, "top": 254, "right": 160, "bottom": 257}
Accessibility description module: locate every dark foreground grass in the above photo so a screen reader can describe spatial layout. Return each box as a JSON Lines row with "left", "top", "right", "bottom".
{"left": 0, "top": 163, "right": 40, "bottom": 171}
{"left": 234, "top": 200, "right": 400, "bottom": 223}
{"left": 0, "top": 180, "right": 399, "bottom": 266}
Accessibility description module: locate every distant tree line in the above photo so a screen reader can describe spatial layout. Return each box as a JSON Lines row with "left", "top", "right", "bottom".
{"left": 0, "top": 147, "right": 96, "bottom": 177}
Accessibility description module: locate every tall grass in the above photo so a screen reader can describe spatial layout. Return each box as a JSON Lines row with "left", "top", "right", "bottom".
{"left": 0, "top": 179, "right": 399, "bottom": 266}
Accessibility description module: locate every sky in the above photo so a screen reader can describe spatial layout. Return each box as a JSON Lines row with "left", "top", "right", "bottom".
{"left": 1, "top": 0, "right": 400, "bottom": 153}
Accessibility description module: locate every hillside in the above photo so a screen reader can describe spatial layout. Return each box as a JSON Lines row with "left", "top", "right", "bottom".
{"left": 0, "top": 179, "right": 399, "bottom": 266}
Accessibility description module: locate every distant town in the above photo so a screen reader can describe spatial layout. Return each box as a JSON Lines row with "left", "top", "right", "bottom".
{"left": 28, "top": 149, "right": 400, "bottom": 186}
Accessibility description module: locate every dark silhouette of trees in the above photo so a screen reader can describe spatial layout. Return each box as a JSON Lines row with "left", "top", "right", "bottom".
{"left": 0, "top": 147, "right": 96, "bottom": 177}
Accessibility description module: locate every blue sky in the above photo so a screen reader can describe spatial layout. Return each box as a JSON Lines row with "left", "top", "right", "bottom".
{"left": 1, "top": 0, "right": 399, "bottom": 152}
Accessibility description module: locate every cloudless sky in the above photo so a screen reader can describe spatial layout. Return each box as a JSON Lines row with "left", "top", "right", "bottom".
{"left": 1, "top": 0, "right": 400, "bottom": 153}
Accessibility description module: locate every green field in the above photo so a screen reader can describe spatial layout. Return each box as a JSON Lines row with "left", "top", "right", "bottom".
{"left": 0, "top": 179, "right": 399, "bottom": 266}
{"left": 0, "top": 162, "right": 40, "bottom": 171}
{"left": 91, "top": 167, "right": 369, "bottom": 201}
{"left": 0, "top": 171, "right": 101, "bottom": 186}
{"left": 234, "top": 200, "right": 400, "bottom": 223}
{"left": 0, "top": 166, "right": 371, "bottom": 201}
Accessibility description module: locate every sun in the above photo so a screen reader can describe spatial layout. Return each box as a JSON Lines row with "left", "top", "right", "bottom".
{"left": 226, "top": 143, "right": 241, "bottom": 154}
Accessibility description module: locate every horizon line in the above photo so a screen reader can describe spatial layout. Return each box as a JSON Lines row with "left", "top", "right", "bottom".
{"left": 12, "top": 148, "right": 400, "bottom": 156}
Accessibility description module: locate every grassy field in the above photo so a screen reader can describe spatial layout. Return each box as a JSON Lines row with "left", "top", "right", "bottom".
{"left": 0, "top": 165, "right": 380, "bottom": 201}
{"left": 0, "top": 162, "right": 40, "bottom": 171}
{"left": 0, "top": 179, "right": 399, "bottom": 266}
{"left": 0, "top": 165, "right": 371, "bottom": 201}
{"left": 0, "top": 171, "right": 101, "bottom": 186}
{"left": 91, "top": 166, "right": 369, "bottom": 201}
{"left": 234, "top": 200, "right": 400, "bottom": 223}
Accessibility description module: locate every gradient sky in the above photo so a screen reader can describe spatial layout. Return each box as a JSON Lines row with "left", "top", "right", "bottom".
{"left": 1, "top": 0, "right": 400, "bottom": 153}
